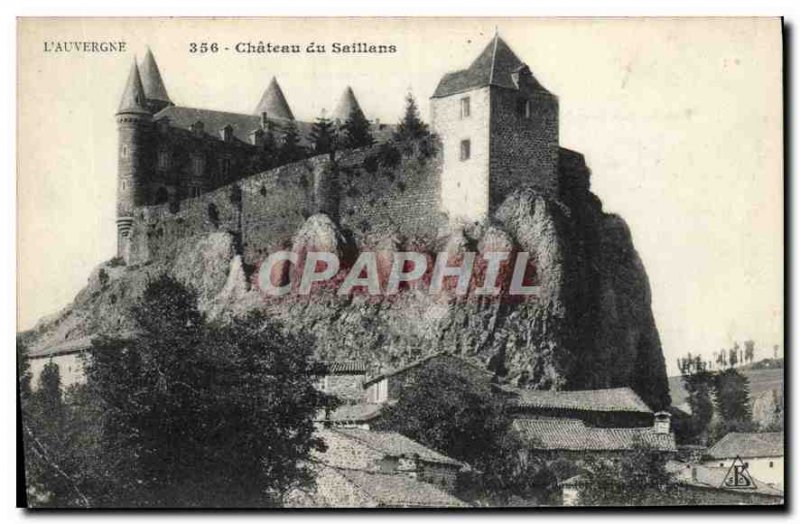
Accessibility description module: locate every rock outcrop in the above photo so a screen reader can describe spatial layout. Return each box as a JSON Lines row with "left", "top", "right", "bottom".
{"left": 21, "top": 150, "right": 671, "bottom": 410}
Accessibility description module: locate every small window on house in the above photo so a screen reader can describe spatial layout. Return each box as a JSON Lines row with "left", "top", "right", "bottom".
{"left": 121, "top": 145, "right": 129, "bottom": 159}
{"left": 460, "top": 97, "right": 470, "bottom": 118}
{"left": 459, "top": 139, "right": 471, "bottom": 161}
{"left": 719, "top": 463, "right": 724, "bottom": 468}
{"left": 769, "top": 461, "right": 774, "bottom": 468}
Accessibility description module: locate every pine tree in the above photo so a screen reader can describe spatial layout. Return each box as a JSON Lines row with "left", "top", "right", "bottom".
{"left": 393, "top": 92, "right": 429, "bottom": 142}
{"left": 278, "top": 121, "right": 305, "bottom": 163}
{"left": 341, "top": 107, "right": 374, "bottom": 149}
{"left": 309, "top": 114, "right": 337, "bottom": 157}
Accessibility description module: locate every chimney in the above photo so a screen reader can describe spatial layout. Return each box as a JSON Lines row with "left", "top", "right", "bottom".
{"left": 691, "top": 466, "right": 697, "bottom": 481}
{"left": 261, "top": 111, "right": 269, "bottom": 129}
{"left": 653, "top": 411, "right": 671, "bottom": 434}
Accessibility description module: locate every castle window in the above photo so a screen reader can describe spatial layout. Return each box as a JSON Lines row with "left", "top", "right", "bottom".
{"left": 460, "top": 97, "right": 470, "bottom": 118}
{"left": 517, "top": 98, "right": 532, "bottom": 119}
{"left": 121, "top": 144, "right": 129, "bottom": 159}
{"left": 192, "top": 155, "right": 205, "bottom": 176}
{"left": 220, "top": 157, "right": 231, "bottom": 179}
{"left": 158, "top": 151, "right": 171, "bottom": 170}
{"left": 770, "top": 461, "right": 774, "bottom": 468}
{"left": 460, "top": 139, "right": 471, "bottom": 161}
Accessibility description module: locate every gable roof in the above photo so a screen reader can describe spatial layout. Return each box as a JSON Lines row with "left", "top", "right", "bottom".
{"left": 512, "top": 418, "right": 676, "bottom": 453}
{"left": 333, "top": 428, "right": 463, "bottom": 468}
{"left": 706, "top": 432, "right": 784, "bottom": 459}
{"left": 363, "top": 352, "right": 493, "bottom": 387}
{"left": 334, "top": 468, "right": 468, "bottom": 507}
{"left": 140, "top": 48, "right": 171, "bottom": 104}
{"left": 117, "top": 60, "right": 149, "bottom": 114}
{"left": 333, "top": 86, "right": 365, "bottom": 122}
{"left": 153, "top": 105, "right": 313, "bottom": 144}
{"left": 254, "top": 77, "right": 295, "bottom": 120}
{"left": 432, "top": 34, "right": 549, "bottom": 98}
{"left": 506, "top": 386, "right": 653, "bottom": 414}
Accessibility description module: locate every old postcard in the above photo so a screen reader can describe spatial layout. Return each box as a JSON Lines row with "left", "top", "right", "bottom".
{"left": 16, "top": 17, "right": 784, "bottom": 508}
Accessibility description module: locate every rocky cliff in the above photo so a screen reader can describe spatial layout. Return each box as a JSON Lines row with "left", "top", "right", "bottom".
{"left": 21, "top": 147, "right": 671, "bottom": 410}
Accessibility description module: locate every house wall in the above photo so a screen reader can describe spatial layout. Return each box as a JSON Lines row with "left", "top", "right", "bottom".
{"left": 702, "top": 457, "right": 784, "bottom": 489}
{"left": 322, "top": 374, "right": 366, "bottom": 403}
{"left": 29, "top": 353, "right": 86, "bottom": 390}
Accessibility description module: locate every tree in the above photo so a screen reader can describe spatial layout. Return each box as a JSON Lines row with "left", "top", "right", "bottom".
{"left": 393, "top": 92, "right": 429, "bottom": 142}
{"left": 728, "top": 345, "right": 738, "bottom": 368}
{"left": 374, "top": 360, "right": 554, "bottom": 505}
{"left": 675, "top": 353, "right": 714, "bottom": 444}
{"left": 578, "top": 442, "right": 674, "bottom": 506}
{"left": 84, "top": 274, "right": 333, "bottom": 507}
{"left": 710, "top": 368, "right": 756, "bottom": 442}
{"left": 341, "top": 106, "right": 374, "bottom": 149}
{"left": 278, "top": 120, "right": 305, "bottom": 163}
{"left": 744, "top": 340, "right": 755, "bottom": 365}
{"left": 308, "top": 114, "right": 337, "bottom": 158}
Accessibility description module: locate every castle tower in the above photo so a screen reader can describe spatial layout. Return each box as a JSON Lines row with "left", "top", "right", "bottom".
{"left": 333, "top": 86, "right": 365, "bottom": 123}
{"left": 254, "top": 77, "right": 294, "bottom": 120}
{"left": 139, "top": 48, "right": 173, "bottom": 113}
{"left": 430, "top": 33, "right": 559, "bottom": 223}
{"left": 116, "top": 58, "right": 153, "bottom": 261}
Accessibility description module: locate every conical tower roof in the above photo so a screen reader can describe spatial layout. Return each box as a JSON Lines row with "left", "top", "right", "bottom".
{"left": 254, "top": 77, "right": 294, "bottom": 120}
{"left": 139, "top": 48, "right": 171, "bottom": 104}
{"left": 117, "top": 59, "right": 149, "bottom": 114}
{"left": 333, "top": 86, "right": 365, "bottom": 122}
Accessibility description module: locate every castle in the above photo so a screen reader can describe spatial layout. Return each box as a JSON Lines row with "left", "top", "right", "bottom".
{"left": 116, "top": 34, "right": 573, "bottom": 265}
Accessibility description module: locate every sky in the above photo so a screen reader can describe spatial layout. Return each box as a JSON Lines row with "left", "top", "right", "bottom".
{"left": 17, "top": 18, "right": 783, "bottom": 374}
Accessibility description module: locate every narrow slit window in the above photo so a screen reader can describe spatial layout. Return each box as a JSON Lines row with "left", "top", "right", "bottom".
{"left": 460, "top": 139, "right": 471, "bottom": 161}
{"left": 460, "top": 97, "right": 470, "bottom": 118}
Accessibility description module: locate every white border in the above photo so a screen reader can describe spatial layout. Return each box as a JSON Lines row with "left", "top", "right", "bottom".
{"left": 5, "top": 1, "right": 796, "bottom": 522}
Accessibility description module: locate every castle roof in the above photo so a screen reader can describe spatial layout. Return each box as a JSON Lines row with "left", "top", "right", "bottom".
{"left": 140, "top": 48, "right": 172, "bottom": 104}
{"left": 333, "top": 86, "right": 365, "bottom": 122}
{"left": 432, "top": 34, "right": 549, "bottom": 98}
{"left": 154, "top": 105, "right": 313, "bottom": 144}
{"left": 117, "top": 59, "right": 150, "bottom": 114}
{"left": 254, "top": 77, "right": 295, "bottom": 120}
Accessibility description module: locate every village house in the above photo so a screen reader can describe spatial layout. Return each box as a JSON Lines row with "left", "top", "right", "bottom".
{"left": 288, "top": 427, "right": 468, "bottom": 507}
{"left": 314, "top": 360, "right": 368, "bottom": 404}
{"left": 702, "top": 432, "right": 784, "bottom": 489}
{"left": 363, "top": 352, "right": 495, "bottom": 404}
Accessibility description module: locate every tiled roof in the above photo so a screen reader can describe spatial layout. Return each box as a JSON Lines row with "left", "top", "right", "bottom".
{"left": 316, "top": 403, "right": 384, "bottom": 423}
{"left": 706, "top": 432, "right": 784, "bottom": 459}
{"left": 154, "top": 105, "right": 314, "bottom": 145}
{"left": 320, "top": 361, "right": 367, "bottom": 375}
{"left": 512, "top": 418, "right": 677, "bottom": 453}
{"left": 334, "top": 428, "right": 463, "bottom": 468}
{"left": 507, "top": 386, "right": 653, "bottom": 414}
{"left": 335, "top": 468, "right": 468, "bottom": 507}
{"left": 432, "top": 34, "right": 549, "bottom": 98}
{"left": 363, "top": 352, "right": 493, "bottom": 387}
{"left": 27, "top": 336, "right": 95, "bottom": 359}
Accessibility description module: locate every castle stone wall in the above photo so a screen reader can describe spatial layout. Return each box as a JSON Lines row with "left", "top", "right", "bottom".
{"left": 489, "top": 88, "right": 559, "bottom": 207}
{"left": 336, "top": 145, "right": 444, "bottom": 246}
{"left": 430, "top": 86, "right": 491, "bottom": 223}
